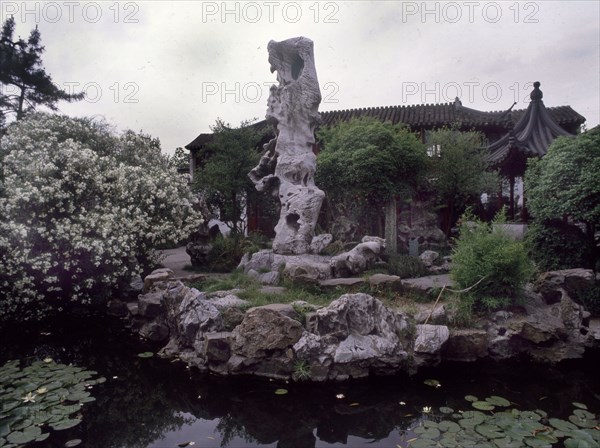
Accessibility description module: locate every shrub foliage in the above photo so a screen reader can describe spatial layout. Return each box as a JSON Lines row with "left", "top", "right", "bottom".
{"left": 525, "top": 128, "right": 600, "bottom": 269}
{"left": 0, "top": 113, "right": 202, "bottom": 321}
{"left": 451, "top": 210, "right": 534, "bottom": 310}
{"left": 525, "top": 219, "right": 594, "bottom": 271}
{"left": 316, "top": 117, "right": 427, "bottom": 238}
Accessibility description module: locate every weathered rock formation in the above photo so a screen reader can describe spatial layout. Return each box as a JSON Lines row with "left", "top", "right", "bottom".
{"left": 249, "top": 37, "right": 324, "bottom": 255}
{"left": 237, "top": 235, "right": 387, "bottom": 283}
{"left": 118, "top": 268, "right": 598, "bottom": 381}
{"left": 330, "top": 236, "right": 386, "bottom": 277}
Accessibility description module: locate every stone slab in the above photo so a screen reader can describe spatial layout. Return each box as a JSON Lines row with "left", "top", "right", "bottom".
{"left": 319, "top": 278, "right": 366, "bottom": 288}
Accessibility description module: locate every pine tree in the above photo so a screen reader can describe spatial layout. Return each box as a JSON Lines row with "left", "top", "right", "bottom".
{"left": 0, "top": 17, "right": 84, "bottom": 122}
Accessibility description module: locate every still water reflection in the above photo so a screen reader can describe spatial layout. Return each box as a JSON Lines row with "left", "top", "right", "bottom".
{"left": 1, "top": 314, "right": 598, "bottom": 448}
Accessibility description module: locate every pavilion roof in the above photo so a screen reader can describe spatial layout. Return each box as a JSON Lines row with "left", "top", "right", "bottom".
{"left": 185, "top": 88, "right": 585, "bottom": 151}
{"left": 485, "top": 82, "right": 583, "bottom": 173}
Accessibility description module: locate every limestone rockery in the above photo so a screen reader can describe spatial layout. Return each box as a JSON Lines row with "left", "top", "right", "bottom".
{"left": 111, "top": 268, "right": 599, "bottom": 382}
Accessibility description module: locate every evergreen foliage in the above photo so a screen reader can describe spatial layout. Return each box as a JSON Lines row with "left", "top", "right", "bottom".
{"left": 316, "top": 117, "right": 427, "bottom": 237}
{"left": 0, "top": 17, "right": 84, "bottom": 122}
{"left": 425, "top": 127, "right": 497, "bottom": 234}
{"left": 525, "top": 128, "right": 600, "bottom": 269}
{"left": 192, "top": 119, "right": 273, "bottom": 235}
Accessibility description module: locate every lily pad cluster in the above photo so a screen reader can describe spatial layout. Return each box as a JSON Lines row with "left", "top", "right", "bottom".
{"left": 0, "top": 359, "right": 105, "bottom": 447}
{"left": 408, "top": 395, "right": 599, "bottom": 448}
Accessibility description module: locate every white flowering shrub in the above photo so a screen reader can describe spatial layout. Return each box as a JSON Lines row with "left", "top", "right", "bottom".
{"left": 0, "top": 113, "right": 202, "bottom": 321}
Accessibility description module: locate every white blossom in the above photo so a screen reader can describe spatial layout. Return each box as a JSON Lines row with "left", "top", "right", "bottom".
{"left": 0, "top": 113, "right": 203, "bottom": 321}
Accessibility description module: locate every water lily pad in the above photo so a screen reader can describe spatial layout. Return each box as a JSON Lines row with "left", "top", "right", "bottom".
{"left": 533, "top": 432, "right": 559, "bottom": 443}
{"left": 137, "top": 352, "right": 154, "bottom": 358}
{"left": 439, "top": 406, "right": 455, "bottom": 414}
{"left": 6, "top": 426, "right": 41, "bottom": 445}
{"left": 573, "top": 402, "right": 589, "bottom": 410}
{"left": 65, "top": 439, "right": 82, "bottom": 447}
{"left": 50, "top": 418, "right": 82, "bottom": 431}
{"left": 35, "top": 432, "right": 50, "bottom": 442}
{"left": 274, "top": 389, "right": 288, "bottom": 395}
{"left": 550, "top": 418, "right": 581, "bottom": 432}
{"left": 564, "top": 438, "right": 599, "bottom": 448}
{"left": 476, "top": 423, "right": 504, "bottom": 439}
{"left": 424, "top": 379, "right": 441, "bottom": 388}
{"left": 465, "top": 395, "right": 479, "bottom": 402}
{"left": 439, "top": 436, "right": 460, "bottom": 447}
{"left": 485, "top": 396, "right": 510, "bottom": 407}
{"left": 524, "top": 437, "right": 553, "bottom": 447}
{"left": 409, "top": 438, "right": 437, "bottom": 447}
{"left": 472, "top": 401, "right": 496, "bottom": 411}
{"left": 439, "top": 421, "right": 460, "bottom": 433}
{"left": 569, "top": 411, "right": 598, "bottom": 428}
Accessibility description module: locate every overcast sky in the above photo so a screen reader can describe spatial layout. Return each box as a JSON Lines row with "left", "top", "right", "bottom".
{"left": 2, "top": 1, "right": 599, "bottom": 154}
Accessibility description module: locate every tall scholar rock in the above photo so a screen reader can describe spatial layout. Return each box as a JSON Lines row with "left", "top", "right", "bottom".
{"left": 249, "top": 37, "right": 324, "bottom": 255}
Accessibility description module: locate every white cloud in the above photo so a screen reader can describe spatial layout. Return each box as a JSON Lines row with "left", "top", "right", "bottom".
{"left": 3, "top": 0, "right": 598, "bottom": 154}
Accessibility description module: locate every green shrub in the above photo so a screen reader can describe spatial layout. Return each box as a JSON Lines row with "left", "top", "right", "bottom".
{"left": 451, "top": 210, "right": 535, "bottom": 311}
{"left": 572, "top": 284, "right": 600, "bottom": 316}
{"left": 206, "top": 235, "right": 246, "bottom": 272}
{"left": 386, "top": 254, "right": 428, "bottom": 278}
{"left": 204, "top": 233, "right": 271, "bottom": 273}
{"left": 525, "top": 219, "right": 594, "bottom": 271}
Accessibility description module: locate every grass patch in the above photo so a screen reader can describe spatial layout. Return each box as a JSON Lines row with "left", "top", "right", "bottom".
{"left": 190, "top": 270, "right": 261, "bottom": 293}
{"left": 191, "top": 271, "right": 342, "bottom": 308}
{"left": 238, "top": 285, "right": 340, "bottom": 308}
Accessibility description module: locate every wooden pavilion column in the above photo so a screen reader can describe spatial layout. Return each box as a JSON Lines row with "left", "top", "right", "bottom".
{"left": 509, "top": 175, "right": 515, "bottom": 221}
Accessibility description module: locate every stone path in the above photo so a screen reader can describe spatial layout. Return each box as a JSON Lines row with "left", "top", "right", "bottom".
{"left": 402, "top": 274, "right": 455, "bottom": 298}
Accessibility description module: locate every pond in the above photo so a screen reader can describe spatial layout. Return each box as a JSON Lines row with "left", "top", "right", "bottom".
{"left": 1, "top": 314, "right": 599, "bottom": 448}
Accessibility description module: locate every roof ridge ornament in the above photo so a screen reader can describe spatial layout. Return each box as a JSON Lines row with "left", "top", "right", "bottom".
{"left": 530, "top": 81, "right": 543, "bottom": 101}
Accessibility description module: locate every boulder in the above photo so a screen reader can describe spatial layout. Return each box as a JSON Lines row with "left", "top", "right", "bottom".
{"left": 535, "top": 269, "right": 595, "bottom": 304}
{"left": 315, "top": 293, "right": 407, "bottom": 339}
{"left": 231, "top": 308, "right": 303, "bottom": 358}
{"left": 368, "top": 274, "right": 402, "bottom": 291}
{"left": 124, "top": 275, "right": 144, "bottom": 298}
{"left": 248, "top": 303, "right": 299, "bottom": 321}
{"left": 209, "top": 294, "right": 248, "bottom": 309}
{"left": 330, "top": 236, "right": 386, "bottom": 277}
{"left": 239, "top": 249, "right": 277, "bottom": 273}
{"left": 186, "top": 241, "right": 212, "bottom": 267}
{"left": 419, "top": 250, "right": 440, "bottom": 268}
{"left": 258, "top": 271, "right": 280, "bottom": 285}
{"left": 173, "top": 291, "right": 222, "bottom": 347}
{"left": 283, "top": 257, "right": 332, "bottom": 281}
{"left": 333, "top": 333, "right": 400, "bottom": 363}
{"left": 414, "top": 324, "right": 450, "bottom": 354}
{"left": 220, "top": 306, "right": 245, "bottom": 331}
{"left": 143, "top": 268, "right": 174, "bottom": 292}
{"left": 138, "top": 292, "right": 164, "bottom": 318}
{"left": 442, "top": 329, "right": 489, "bottom": 361}
{"left": 139, "top": 320, "right": 169, "bottom": 342}
{"left": 310, "top": 233, "right": 333, "bottom": 254}
{"left": 414, "top": 305, "right": 447, "bottom": 325}
{"left": 319, "top": 278, "right": 366, "bottom": 289}
{"left": 204, "top": 332, "right": 232, "bottom": 363}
